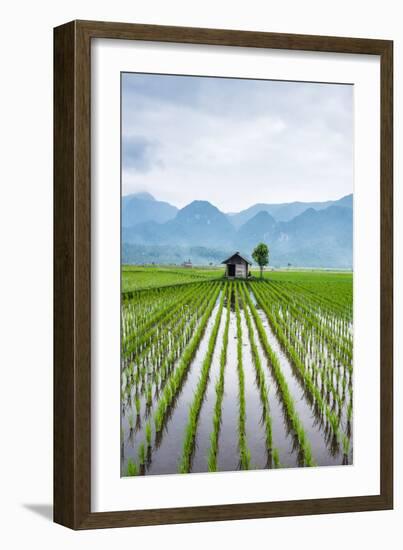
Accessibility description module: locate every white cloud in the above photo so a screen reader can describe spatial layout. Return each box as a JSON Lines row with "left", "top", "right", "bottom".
{"left": 122, "top": 74, "right": 353, "bottom": 212}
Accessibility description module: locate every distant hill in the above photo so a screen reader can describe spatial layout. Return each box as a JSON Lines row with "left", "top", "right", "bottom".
{"left": 271, "top": 206, "right": 352, "bottom": 268}
{"left": 167, "top": 200, "right": 234, "bottom": 247}
{"left": 123, "top": 200, "right": 234, "bottom": 248}
{"left": 122, "top": 194, "right": 353, "bottom": 268}
{"left": 237, "top": 210, "right": 277, "bottom": 251}
{"left": 228, "top": 194, "right": 352, "bottom": 226}
{"left": 122, "top": 192, "right": 178, "bottom": 226}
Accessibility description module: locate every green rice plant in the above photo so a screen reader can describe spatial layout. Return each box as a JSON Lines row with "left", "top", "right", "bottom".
{"left": 129, "top": 283, "right": 211, "bottom": 372}
{"left": 122, "top": 269, "right": 352, "bottom": 474}
{"left": 234, "top": 284, "right": 251, "bottom": 470}
{"left": 145, "top": 421, "right": 152, "bottom": 448}
{"left": 258, "top": 280, "right": 351, "bottom": 369}
{"left": 154, "top": 284, "right": 221, "bottom": 433}
{"left": 179, "top": 285, "right": 226, "bottom": 473}
{"left": 122, "top": 267, "right": 221, "bottom": 295}
{"left": 123, "top": 282, "right": 205, "bottom": 359}
{"left": 244, "top": 283, "right": 314, "bottom": 467}
{"left": 146, "top": 384, "right": 152, "bottom": 407}
{"left": 342, "top": 434, "right": 350, "bottom": 456}
{"left": 135, "top": 396, "right": 141, "bottom": 416}
{"left": 347, "top": 399, "right": 353, "bottom": 422}
{"left": 126, "top": 458, "right": 138, "bottom": 476}
{"left": 240, "top": 443, "right": 251, "bottom": 470}
{"left": 272, "top": 448, "right": 281, "bottom": 468}
{"left": 132, "top": 280, "right": 216, "bottom": 416}
{"left": 239, "top": 283, "right": 276, "bottom": 457}
{"left": 138, "top": 442, "right": 146, "bottom": 466}
{"left": 326, "top": 407, "right": 340, "bottom": 439}
{"left": 207, "top": 284, "right": 231, "bottom": 472}
{"left": 251, "top": 282, "right": 346, "bottom": 444}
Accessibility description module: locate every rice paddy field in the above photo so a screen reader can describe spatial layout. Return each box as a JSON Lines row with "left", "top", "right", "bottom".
{"left": 121, "top": 267, "right": 353, "bottom": 476}
{"left": 122, "top": 265, "right": 222, "bottom": 292}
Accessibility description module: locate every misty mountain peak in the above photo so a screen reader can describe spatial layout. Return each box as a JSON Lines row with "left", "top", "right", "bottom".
{"left": 122, "top": 193, "right": 353, "bottom": 268}
{"left": 131, "top": 191, "right": 156, "bottom": 201}
{"left": 245, "top": 210, "right": 276, "bottom": 225}
{"left": 182, "top": 200, "right": 219, "bottom": 212}
{"left": 122, "top": 192, "right": 177, "bottom": 227}
{"left": 176, "top": 200, "right": 224, "bottom": 221}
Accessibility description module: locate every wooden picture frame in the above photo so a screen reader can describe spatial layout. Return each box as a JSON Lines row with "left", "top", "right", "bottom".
{"left": 54, "top": 20, "right": 393, "bottom": 529}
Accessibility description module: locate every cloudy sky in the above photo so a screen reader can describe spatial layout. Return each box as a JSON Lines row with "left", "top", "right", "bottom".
{"left": 122, "top": 73, "right": 353, "bottom": 212}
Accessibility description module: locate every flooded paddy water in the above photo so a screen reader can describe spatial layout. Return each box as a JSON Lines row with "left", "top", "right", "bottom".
{"left": 121, "top": 276, "right": 353, "bottom": 476}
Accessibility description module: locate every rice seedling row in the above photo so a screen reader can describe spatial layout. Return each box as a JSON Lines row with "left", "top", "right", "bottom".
{"left": 207, "top": 283, "right": 232, "bottom": 472}
{"left": 122, "top": 282, "right": 206, "bottom": 359}
{"left": 122, "top": 282, "right": 220, "bottom": 465}
{"left": 250, "top": 281, "right": 352, "bottom": 460}
{"left": 242, "top": 284, "right": 315, "bottom": 466}
{"left": 257, "top": 281, "right": 353, "bottom": 410}
{"left": 238, "top": 283, "right": 280, "bottom": 467}
{"left": 122, "top": 281, "right": 219, "bottom": 399}
{"left": 251, "top": 283, "right": 346, "bottom": 438}
{"left": 122, "top": 265, "right": 223, "bottom": 292}
{"left": 153, "top": 284, "right": 221, "bottom": 434}
{"left": 178, "top": 284, "right": 226, "bottom": 473}
{"left": 234, "top": 284, "right": 251, "bottom": 470}
{"left": 121, "top": 270, "right": 353, "bottom": 476}
{"left": 262, "top": 281, "right": 352, "bottom": 365}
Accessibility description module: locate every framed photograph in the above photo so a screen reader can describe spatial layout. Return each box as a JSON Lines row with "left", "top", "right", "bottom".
{"left": 54, "top": 20, "right": 393, "bottom": 529}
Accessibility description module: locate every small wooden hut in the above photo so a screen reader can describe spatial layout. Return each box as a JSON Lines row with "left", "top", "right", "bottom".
{"left": 222, "top": 252, "right": 251, "bottom": 279}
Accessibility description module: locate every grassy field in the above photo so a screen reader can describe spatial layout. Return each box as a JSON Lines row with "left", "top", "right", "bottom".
{"left": 121, "top": 266, "right": 353, "bottom": 476}
{"left": 122, "top": 265, "right": 224, "bottom": 292}
{"left": 122, "top": 264, "right": 352, "bottom": 291}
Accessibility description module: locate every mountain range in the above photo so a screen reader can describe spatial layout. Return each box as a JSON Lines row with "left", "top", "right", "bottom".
{"left": 122, "top": 192, "right": 353, "bottom": 268}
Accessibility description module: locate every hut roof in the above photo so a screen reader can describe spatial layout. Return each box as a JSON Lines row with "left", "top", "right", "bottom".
{"left": 221, "top": 252, "right": 252, "bottom": 265}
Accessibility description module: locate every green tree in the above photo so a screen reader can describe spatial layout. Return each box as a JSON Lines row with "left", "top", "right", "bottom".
{"left": 252, "top": 243, "right": 269, "bottom": 279}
